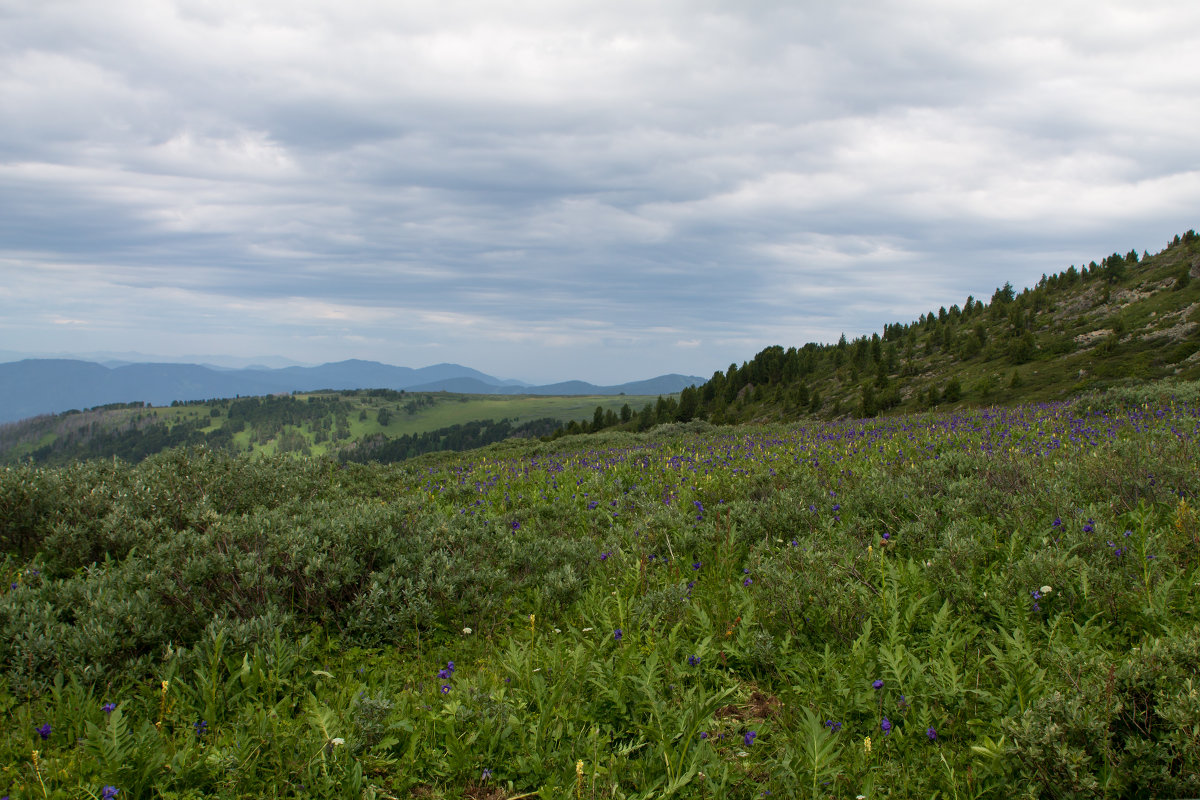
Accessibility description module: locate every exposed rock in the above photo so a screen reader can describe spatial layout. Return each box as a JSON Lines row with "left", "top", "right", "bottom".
{"left": 1074, "top": 329, "right": 1113, "bottom": 345}
{"left": 1114, "top": 288, "right": 1152, "bottom": 305}
{"left": 1055, "top": 287, "right": 1103, "bottom": 319}
{"left": 1143, "top": 320, "right": 1199, "bottom": 343}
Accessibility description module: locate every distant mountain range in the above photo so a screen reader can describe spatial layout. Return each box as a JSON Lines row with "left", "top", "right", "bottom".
{"left": 0, "top": 358, "right": 705, "bottom": 424}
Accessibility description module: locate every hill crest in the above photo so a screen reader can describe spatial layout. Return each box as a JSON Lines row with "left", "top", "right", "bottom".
{"left": 0, "top": 358, "right": 705, "bottom": 424}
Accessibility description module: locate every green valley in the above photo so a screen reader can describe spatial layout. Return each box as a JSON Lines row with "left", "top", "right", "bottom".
{"left": 0, "top": 391, "right": 661, "bottom": 465}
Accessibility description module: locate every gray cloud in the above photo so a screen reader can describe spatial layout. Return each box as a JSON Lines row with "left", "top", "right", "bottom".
{"left": 2, "top": 0, "right": 1199, "bottom": 383}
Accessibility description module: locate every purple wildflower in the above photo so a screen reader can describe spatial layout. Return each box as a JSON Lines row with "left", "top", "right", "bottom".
{"left": 102, "top": 702, "right": 116, "bottom": 714}
{"left": 36, "top": 723, "right": 51, "bottom": 740}
{"left": 927, "top": 726, "right": 937, "bottom": 741}
{"left": 881, "top": 717, "right": 892, "bottom": 736}
{"left": 872, "top": 679, "right": 883, "bottom": 690}
{"left": 744, "top": 730, "right": 757, "bottom": 746}
{"left": 614, "top": 628, "right": 623, "bottom": 641}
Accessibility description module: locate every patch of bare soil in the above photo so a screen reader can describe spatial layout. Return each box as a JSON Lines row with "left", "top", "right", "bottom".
{"left": 716, "top": 690, "right": 783, "bottom": 722}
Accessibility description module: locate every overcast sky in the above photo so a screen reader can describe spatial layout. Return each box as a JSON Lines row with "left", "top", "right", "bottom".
{"left": 2, "top": 1, "right": 1198, "bottom": 383}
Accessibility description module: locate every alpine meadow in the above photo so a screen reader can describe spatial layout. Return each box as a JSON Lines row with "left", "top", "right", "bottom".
{"left": 1, "top": 232, "right": 1199, "bottom": 798}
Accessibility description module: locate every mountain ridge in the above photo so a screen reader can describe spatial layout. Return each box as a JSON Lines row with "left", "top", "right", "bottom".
{"left": 0, "top": 358, "right": 705, "bottom": 424}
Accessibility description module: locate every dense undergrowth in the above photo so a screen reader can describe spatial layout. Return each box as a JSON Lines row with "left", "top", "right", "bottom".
{"left": 1, "top": 383, "right": 1199, "bottom": 798}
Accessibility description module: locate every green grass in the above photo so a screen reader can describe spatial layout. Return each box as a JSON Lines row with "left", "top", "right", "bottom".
{"left": 0, "top": 392, "right": 664, "bottom": 465}
{"left": 314, "top": 392, "right": 659, "bottom": 438}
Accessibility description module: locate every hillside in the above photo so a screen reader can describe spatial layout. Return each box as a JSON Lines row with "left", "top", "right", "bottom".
{"left": 0, "top": 390, "right": 663, "bottom": 465}
{"left": 605, "top": 229, "right": 1199, "bottom": 430}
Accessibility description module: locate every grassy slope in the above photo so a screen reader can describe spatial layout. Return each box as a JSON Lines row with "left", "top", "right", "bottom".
{"left": 316, "top": 392, "right": 657, "bottom": 438}
{"left": 0, "top": 392, "right": 660, "bottom": 462}
{"left": 701, "top": 233, "right": 1200, "bottom": 424}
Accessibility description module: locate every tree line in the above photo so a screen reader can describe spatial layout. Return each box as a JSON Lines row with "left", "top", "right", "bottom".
{"left": 561, "top": 230, "right": 1199, "bottom": 434}
{"left": 342, "top": 417, "right": 564, "bottom": 464}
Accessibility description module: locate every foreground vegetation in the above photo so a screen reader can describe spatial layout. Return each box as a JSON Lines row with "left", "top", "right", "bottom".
{"left": 1, "top": 380, "right": 1198, "bottom": 798}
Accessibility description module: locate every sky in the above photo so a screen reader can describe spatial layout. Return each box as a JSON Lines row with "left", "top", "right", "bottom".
{"left": 2, "top": 1, "right": 1199, "bottom": 384}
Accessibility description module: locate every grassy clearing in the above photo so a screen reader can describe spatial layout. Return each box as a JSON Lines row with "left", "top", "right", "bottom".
{"left": 318, "top": 392, "right": 657, "bottom": 438}
{"left": 0, "top": 392, "right": 662, "bottom": 465}
{"left": 1, "top": 386, "right": 1198, "bottom": 798}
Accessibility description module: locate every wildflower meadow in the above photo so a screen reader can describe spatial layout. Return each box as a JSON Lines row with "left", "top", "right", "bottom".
{"left": 1, "top": 383, "right": 1198, "bottom": 798}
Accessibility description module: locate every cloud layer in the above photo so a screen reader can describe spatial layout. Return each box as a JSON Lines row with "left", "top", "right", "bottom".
{"left": 3, "top": 1, "right": 1199, "bottom": 382}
